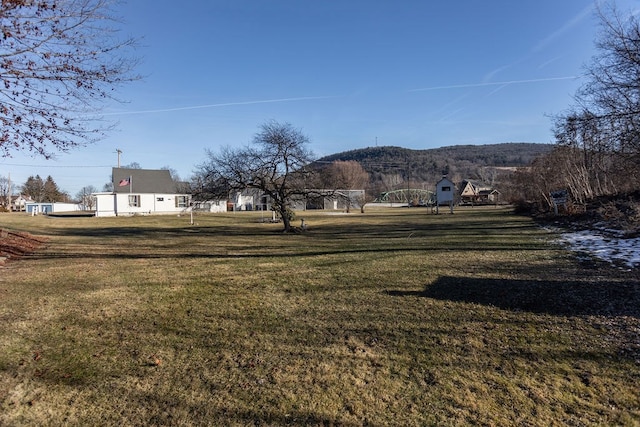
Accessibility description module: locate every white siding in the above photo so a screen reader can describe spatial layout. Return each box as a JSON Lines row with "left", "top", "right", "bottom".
{"left": 93, "top": 193, "right": 191, "bottom": 217}
{"left": 436, "top": 178, "right": 455, "bottom": 205}
{"left": 94, "top": 193, "right": 116, "bottom": 217}
{"left": 25, "top": 202, "right": 81, "bottom": 214}
{"left": 194, "top": 200, "right": 227, "bottom": 213}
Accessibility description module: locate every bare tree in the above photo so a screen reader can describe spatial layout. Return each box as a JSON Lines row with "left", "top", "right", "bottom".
{"left": 76, "top": 185, "right": 97, "bottom": 210}
{"left": 103, "top": 181, "right": 114, "bottom": 192}
{"left": 571, "top": 4, "right": 640, "bottom": 158}
{"left": 381, "top": 173, "right": 403, "bottom": 192}
{"left": 476, "top": 167, "right": 498, "bottom": 187}
{"left": 325, "top": 161, "right": 369, "bottom": 189}
{"left": 580, "top": 3, "right": 640, "bottom": 155}
{"left": 197, "top": 121, "right": 316, "bottom": 232}
{"left": 162, "top": 165, "right": 191, "bottom": 193}
{"left": 546, "top": 2, "right": 640, "bottom": 205}
{"left": 161, "top": 166, "right": 181, "bottom": 182}
{"left": 0, "top": 0, "right": 140, "bottom": 158}
{"left": 323, "top": 160, "right": 369, "bottom": 213}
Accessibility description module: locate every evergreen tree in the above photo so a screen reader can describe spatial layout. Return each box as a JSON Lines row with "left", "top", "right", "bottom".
{"left": 21, "top": 175, "right": 45, "bottom": 202}
{"left": 43, "top": 175, "right": 62, "bottom": 202}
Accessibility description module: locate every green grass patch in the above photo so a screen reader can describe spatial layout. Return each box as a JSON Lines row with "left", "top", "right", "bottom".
{"left": 1, "top": 207, "right": 638, "bottom": 426}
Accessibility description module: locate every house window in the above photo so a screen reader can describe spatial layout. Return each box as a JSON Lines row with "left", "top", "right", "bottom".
{"left": 175, "top": 195, "right": 189, "bottom": 208}
{"left": 442, "top": 186, "right": 451, "bottom": 192}
{"left": 128, "top": 195, "right": 141, "bottom": 207}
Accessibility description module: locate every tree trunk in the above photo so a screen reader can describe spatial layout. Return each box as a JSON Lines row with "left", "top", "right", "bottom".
{"left": 275, "top": 202, "right": 293, "bottom": 232}
{"left": 281, "top": 211, "right": 292, "bottom": 232}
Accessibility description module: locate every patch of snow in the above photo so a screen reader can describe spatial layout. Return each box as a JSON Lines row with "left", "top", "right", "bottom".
{"left": 551, "top": 228, "right": 640, "bottom": 269}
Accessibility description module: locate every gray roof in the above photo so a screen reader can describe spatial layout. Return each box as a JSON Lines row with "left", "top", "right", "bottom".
{"left": 112, "top": 168, "right": 181, "bottom": 194}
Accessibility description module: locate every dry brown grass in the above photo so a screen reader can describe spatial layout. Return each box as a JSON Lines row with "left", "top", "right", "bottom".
{"left": 0, "top": 207, "right": 639, "bottom": 426}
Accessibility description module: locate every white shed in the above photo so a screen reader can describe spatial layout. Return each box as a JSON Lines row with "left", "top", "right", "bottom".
{"left": 25, "top": 202, "right": 81, "bottom": 215}
{"left": 435, "top": 176, "right": 456, "bottom": 213}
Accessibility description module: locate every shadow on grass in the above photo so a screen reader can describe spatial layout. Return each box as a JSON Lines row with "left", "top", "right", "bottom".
{"left": 387, "top": 275, "right": 640, "bottom": 318}
{"left": 42, "top": 225, "right": 279, "bottom": 238}
{"left": 27, "top": 239, "right": 553, "bottom": 262}
{"left": 40, "top": 208, "right": 539, "bottom": 240}
{"left": 30, "top": 212, "right": 549, "bottom": 261}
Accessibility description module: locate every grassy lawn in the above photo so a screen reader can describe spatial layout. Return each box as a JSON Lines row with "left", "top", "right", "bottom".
{"left": 1, "top": 206, "right": 638, "bottom": 426}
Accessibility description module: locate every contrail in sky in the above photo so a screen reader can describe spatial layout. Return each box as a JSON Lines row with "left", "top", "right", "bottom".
{"left": 408, "top": 76, "right": 581, "bottom": 92}
{"left": 102, "top": 95, "right": 339, "bottom": 116}
{"left": 533, "top": 4, "right": 593, "bottom": 52}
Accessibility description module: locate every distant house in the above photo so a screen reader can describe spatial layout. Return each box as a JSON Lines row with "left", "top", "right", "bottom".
{"left": 459, "top": 181, "right": 477, "bottom": 204}
{"left": 192, "top": 200, "right": 227, "bottom": 213}
{"left": 221, "top": 188, "right": 366, "bottom": 212}
{"left": 10, "top": 194, "right": 32, "bottom": 212}
{"left": 459, "top": 180, "right": 500, "bottom": 205}
{"left": 93, "top": 168, "right": 191, "bottom": 217}
{"left": 479, "top": 188, "right": 501, "bottom": 204}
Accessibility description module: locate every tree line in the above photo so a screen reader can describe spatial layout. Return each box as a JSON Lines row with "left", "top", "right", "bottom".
{"left": 0, "top": 174, "right": 88, "bottom": 210}
{"left": 315, "top": 143, "right": 551, "bottom": 200}
{"left": 510, "top": 3, "right": 640, "bottom": 212}
{"left": 3, "top": 0, "right": 638, "bottom": 226}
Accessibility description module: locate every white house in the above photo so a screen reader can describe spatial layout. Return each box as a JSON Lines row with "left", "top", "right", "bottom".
{"left": 11, "top": 194, "right": 32, "bottom": 212}
{"left": 459, "top": 180, "right": 500, "bottom": 205}
{"left": 93, "top": 168, "right": 191, "bottom": 217}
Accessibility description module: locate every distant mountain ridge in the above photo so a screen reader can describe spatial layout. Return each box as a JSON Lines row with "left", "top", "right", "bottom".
{"left": 317, "top": 143, "right": 551, "bottom": 167}
{"left": 315, "top": 142, "right": 553, "bottom": 188}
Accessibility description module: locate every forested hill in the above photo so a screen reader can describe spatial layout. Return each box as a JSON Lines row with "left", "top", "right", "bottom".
{"left": 315, "top": 143, "right": 553, "bottom": 186}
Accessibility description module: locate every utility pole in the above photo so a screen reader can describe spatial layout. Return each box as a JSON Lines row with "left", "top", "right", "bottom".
{"left": 115, "top": 149, "right": 122, "bottom": 167}
{"left": 406, "top": 157, "right": 411, "bottom": 207}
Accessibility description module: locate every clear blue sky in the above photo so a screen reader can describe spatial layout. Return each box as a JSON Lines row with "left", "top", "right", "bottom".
{"left": 2, "top": 0, "right": 638, "bottom": 197}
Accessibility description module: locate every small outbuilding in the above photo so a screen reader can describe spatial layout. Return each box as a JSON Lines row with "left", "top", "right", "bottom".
{"left": 25, "top": 202, "right": 81, "bottom": 215}
{"left": 435, "top": 176, "right": 456, "bottom": 213}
